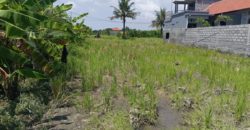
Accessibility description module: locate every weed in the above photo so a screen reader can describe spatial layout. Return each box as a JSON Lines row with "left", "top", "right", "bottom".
{"left": 50, "top": 76, "right": 65, "bottom": 99}
{"left": 205, "top": 106, "right": 213, "bottom": 128}
{"left": 82, "top": 92, "right": 93, "bottom": 113}
{"left": 235, "top": 88, "right": 247, "bottom": 122}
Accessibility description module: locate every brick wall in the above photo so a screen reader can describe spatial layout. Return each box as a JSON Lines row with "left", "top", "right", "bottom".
{"left": 164, "top": 24, "right": 250, "bottom": 56}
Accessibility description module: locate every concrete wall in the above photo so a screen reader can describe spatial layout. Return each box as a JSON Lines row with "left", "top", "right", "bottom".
{"left": 164, "top": 24, "right": 250, "bottom": 56}
{"left": 165, "top": 14, "right": 188, "bottom": 29}
{"left": 165, "top": 12, "right": 210, "bottom": 29}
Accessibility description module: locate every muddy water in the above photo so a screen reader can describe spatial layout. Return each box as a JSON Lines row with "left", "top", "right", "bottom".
{"left": 144, "top": 92, "right": 181, "bottom": 130}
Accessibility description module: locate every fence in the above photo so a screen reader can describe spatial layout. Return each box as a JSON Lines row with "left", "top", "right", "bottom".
{"left": 164, "top": 24, "right": 250, "bottom": 56}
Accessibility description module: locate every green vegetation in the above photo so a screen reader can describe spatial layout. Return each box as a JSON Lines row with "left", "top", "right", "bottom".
{"left": 196, "top": 17, "right": 211, "bottom": 27}
{"left": 93, "top": 28, "right": 161, "bottom": 38}
{"left": 126, "top": 29, "right": 161, "bottom": 38}
{"left": 215, "top": 15, "right": 233, "bottom": 25}
{"left": 0, "top": 1, "right": 249, "bottom": 129}
{"left": 69, "top": 36, "right": 249, "bottom": 129}
{"left": 0, "top": 0, "right": 90, "bottom": 129}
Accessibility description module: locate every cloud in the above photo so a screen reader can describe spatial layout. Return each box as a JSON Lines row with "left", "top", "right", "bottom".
{"left": 54, "top": 0, "right": 172, "bottom": 30}
{"left": 134, "top": 0, "right": 160, "bottom": 19}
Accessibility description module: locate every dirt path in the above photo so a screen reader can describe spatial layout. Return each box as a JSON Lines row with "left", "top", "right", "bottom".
{"left": 30, "top": 76, "right": 88, "bottom": 130}
{"left": 30, "top": 76, "right": 181, "bottom": 130}
{"left": 144, "top": 90, "right": 181, "bottom": 130}
{"left": 31, "top": 106, "right": 87, "bottom": 130}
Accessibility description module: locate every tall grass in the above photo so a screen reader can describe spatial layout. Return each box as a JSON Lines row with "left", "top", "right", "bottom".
{"left": 70, "top": 36, "right": 250, "bottom": 129}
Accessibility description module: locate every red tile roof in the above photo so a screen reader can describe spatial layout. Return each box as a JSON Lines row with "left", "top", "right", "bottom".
{"left": 112, "top": 27, "right": 121, "bottom": 31}
{"left": 206, "top": 0, "right": 250, "bottom": 15}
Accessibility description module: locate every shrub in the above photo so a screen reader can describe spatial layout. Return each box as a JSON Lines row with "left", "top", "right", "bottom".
{"left": 196, "top": 17, "right": 211, "bottom": 27}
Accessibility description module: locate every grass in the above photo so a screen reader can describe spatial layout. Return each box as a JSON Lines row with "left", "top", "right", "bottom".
{"left": 68, "top": 36, "right": 250, "bottom": 129}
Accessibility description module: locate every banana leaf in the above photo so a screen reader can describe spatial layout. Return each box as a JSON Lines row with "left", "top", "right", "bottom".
{"left": 0, "top": 45, "right": 27, "bottom": 64}
{"left": 0, "top": 10, "right": 47, "bottom": 37}
{"left": 0, "top": 0, "right": 6, "bottom": 4}
{"left": 22, "top": 0, "right": 56, "bottom": 7}
{"left": 12, "top": 68, "right": 47, "bottom": 79}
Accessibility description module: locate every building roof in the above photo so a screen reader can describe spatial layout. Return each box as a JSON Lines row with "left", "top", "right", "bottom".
{"left": 206, "top": 0, "right": 250, "bottom": 15}
{"left": 112, "top": 27, "right": 121, "bottom": 31}
{"left": 173, "top": 0, "right": 195, "bottom": 4}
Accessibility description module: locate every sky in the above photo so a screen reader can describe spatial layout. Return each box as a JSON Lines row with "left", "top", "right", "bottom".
{"left": 54, "top": 0, "right": 173, "bottom": 30}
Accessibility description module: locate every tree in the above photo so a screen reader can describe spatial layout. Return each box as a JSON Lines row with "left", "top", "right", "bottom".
{"left": 196, "top": 17, "right": 210, "bottom": 27}
{"left": 111, "top": 0, "right": 138, "bottom": 39}
{"left": 215, "top": 15, "right": 232, "bottom": 26}
{"left": 0, "top": 0, "right": 90, "bottom": 100}
{"left": 152, "top": 8, "right": 167, "bottom": 36}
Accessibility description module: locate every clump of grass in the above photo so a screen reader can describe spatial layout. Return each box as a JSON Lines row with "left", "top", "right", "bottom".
{"left": 102, "top": 81, "right": 118, "bottom": 111}
{"left": 82, "top": 92, "right": 93, "bottom": 113}
{"left": 125, "top": 83, "right": 157, "bottom": 128}
{"left": 204, "top": 106, "right": 213, "bottom": 128}
{"left": 50, "top": 76, "right": 65, "bottom": 99}
{"left": 235, "top": 88, "right": 247, "bottom": 122}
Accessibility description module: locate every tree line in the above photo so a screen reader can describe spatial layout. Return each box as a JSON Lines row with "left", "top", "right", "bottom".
{"left": 93, "top": 28, "right": 161, "bottom": 38}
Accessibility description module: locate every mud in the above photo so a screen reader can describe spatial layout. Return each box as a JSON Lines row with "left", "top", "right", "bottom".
{"left": 144, "top": 91, "right": 181, "bottom": 130}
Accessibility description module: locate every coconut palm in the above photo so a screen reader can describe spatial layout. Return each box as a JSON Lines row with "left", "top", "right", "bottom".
{"left": 152, "top": 8, "right": 167, "bottom": 36}
{"left": 111, "top": 0, "right": 138, "bottom": 38}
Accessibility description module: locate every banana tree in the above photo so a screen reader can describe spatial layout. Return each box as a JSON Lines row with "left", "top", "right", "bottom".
{"left": 0, "top": 0, "right": 89, "bottom": 100}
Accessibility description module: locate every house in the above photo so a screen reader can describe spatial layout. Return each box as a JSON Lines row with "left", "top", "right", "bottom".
{"left": 163, "top": 0, "right": 250, "bottom": 56}
{"left": 110, "top": 27, "right": 121, "bottom": 35}
{"left": 206, "top": 0, "right": 250, "bottom": 25}
{"left": 165, "top": 0, "right": 250, "bottom": 29}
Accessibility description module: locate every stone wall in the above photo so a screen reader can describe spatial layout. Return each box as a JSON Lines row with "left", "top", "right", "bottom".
{"left": 164, "top": 24, "right": 250, "bottom": 56}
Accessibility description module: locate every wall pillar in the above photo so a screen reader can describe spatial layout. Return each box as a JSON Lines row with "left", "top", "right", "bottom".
{"left": 248, "top": 25, "right": 250, "bottom": 45}
{"left": 175, "top": 4, "right": 178, "bottom": 13}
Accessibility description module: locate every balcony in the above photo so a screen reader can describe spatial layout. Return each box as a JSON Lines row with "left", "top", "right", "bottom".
{"left": 173, "top": 0, "right": 196, "bottom": 14}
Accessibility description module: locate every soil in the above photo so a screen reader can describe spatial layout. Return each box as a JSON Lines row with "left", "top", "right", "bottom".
{"left": 143, "top": 90, "right": 181, "bottom": 130}
{"left": 30, "top": 106, "right": 88, "bottom": 130}
{"left": 30, "top": 76, "right": 88, "bottom": 130}
{"left": 30, "top": 76, "right": 181, "bottom": 130}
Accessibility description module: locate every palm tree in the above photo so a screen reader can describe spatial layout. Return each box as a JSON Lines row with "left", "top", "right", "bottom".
{"left": 111, "top": 0, "right": 138, "bottom": 38}
{"left": 152, "top": 8, "right": 167, "bottom": 36}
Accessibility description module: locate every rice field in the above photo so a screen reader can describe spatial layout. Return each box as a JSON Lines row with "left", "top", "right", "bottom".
{"left": 68, "top": 36, "right": 250, "bottom": 129}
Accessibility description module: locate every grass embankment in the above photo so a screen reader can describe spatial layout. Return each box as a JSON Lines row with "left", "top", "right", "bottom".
{"left": 69, "top": 36, "right": 250, "bottom": 129}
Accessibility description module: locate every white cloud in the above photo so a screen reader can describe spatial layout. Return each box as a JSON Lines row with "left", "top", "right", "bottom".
{"left": 134, "top": 0, "right": 160, "bottom": 19}
{"left": 55, "top": 0, "right": 172, "bottom": 30}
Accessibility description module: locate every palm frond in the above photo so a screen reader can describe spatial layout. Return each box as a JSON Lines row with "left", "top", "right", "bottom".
{"left": 111, "top": 0, "right": 138, "bottom": 20}
{"left": 151, "top": 8, "right": 167, "bottom": 28}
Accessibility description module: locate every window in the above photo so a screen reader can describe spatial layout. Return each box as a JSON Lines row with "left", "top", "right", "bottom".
{"left": 188, "top": 3, "right": 195, "bottom": 10}
{"left": 166, "top": 33, "right": 170, "bottom": 39}
{"left": 189, "top": 18, "right": 196, "bottom": 23}
{"left": 188, "top": 18, "right": 197, "bottom": 28}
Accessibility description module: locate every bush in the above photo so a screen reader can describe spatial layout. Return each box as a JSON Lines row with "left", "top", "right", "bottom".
{"left": 215, "top": 15, "right": 232, "bottom": 26}
{"left": 196, "top": 17, "right": 210, "bottom": 27}
{"left": 93, "top": 29, "right": 161, "bottom": 38}
{"left": 127, "top": 29, "right": 161, "bottom": 38}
